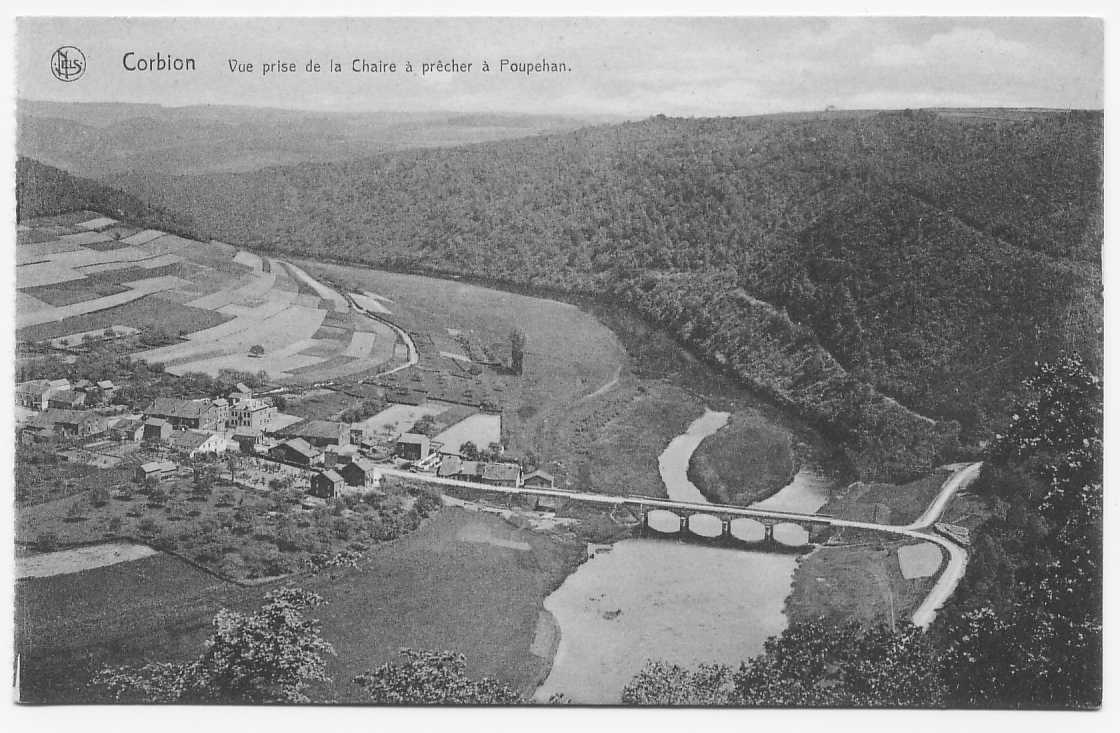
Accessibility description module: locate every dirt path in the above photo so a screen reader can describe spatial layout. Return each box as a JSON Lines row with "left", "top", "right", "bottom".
{"left": 578, "top": 365, "right": 622, "bottom": 403}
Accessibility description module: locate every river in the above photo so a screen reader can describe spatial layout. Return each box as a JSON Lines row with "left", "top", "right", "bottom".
{"left": 534, "top": 409, "right": 835, "bottom": 703}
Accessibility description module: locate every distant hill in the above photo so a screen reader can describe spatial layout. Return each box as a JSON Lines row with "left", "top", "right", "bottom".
{"left": 21, "top": 108, "right": 1102, "bottom": 480}
{"left": 17, "top": 100, "right": 607, "bottom": 177}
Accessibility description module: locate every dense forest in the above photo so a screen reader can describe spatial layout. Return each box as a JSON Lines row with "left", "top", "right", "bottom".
{"left": 23, "top": 108, "right": 1102, "bottom": 480}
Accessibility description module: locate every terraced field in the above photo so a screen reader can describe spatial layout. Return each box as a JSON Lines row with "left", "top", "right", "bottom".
{"left": 16, "top": 212, "right": 403, "bottom": 382}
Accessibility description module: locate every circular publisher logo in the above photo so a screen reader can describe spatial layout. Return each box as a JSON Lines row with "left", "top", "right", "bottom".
{"left": 50, "top": 46, "right": 86, "bottom": 82}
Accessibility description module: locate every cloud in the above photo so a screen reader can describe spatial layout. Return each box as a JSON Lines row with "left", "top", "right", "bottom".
{"left": 871, "top": 27, "right": 1031, "bottom": 70}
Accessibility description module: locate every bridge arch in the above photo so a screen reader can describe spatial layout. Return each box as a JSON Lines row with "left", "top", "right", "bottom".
{"left": 645, "top": 509, "right": 683, "bottom": 534}
{"left": 772, "top": 522, "right": 810, "bottom": 547}
{"left": 729, "top": 517, "right": 767, "bottom": 543}
{"left": 684, "top": 513, "right": 722, "bottom": 538}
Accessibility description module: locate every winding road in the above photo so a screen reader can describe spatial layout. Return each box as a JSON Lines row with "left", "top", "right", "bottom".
{"left": 344, "top": 290, "right": 419, "bottom": 376}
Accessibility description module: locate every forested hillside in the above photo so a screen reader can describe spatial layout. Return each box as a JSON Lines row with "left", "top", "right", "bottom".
{"left": 27, "top": 108, "right": 1102, "bottom": 481}
{"left": 16, "top": 158, "right": 201, "bottom": 239}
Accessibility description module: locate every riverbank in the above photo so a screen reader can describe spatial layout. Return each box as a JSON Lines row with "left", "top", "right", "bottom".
{"left": 782, "top": 470, "right": 955, "bottom": 627}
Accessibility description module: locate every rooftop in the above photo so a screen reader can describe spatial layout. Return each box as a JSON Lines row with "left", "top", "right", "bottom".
{"left": 397, "top": 432, "right": 431, "bottom": 445}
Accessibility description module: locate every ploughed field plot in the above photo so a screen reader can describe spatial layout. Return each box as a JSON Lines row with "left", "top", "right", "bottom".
{"left": 16, "top": 214, "right": 402, "bottom": 381}
{"left": 433, "top": 413, "right": 502, "bottom": 453}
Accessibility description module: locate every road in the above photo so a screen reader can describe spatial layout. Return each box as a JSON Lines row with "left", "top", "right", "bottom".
{"left": 344, "top": 290, "right": 419, "bottom": 376}
{"left": 905, "top": 462, "right": 983, "bottom": 531}
{"left": 379, "top": 461, "right": 982, "bottom": 627}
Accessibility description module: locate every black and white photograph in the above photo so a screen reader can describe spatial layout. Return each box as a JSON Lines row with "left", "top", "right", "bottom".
{"left": 6, "top": 8, "right": 1108, "bottom": 713}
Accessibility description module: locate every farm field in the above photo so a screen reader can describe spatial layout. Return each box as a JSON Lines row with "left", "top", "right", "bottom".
{"left": 433, "top": 413, "right": 502, "bottom": 453}
{"left": 16, "top": 213, "right": 403, "bottom": 382}
{"left": 356, "top": 402, "right": 448, "bottom": 441}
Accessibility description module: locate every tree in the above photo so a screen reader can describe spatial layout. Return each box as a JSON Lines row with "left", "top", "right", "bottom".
{"left": 459, "top": 441, "right": 479, "bottom": 461}
{"left": 89, "top": 485, "right": 111, "bottom": 507}
{"left": 936, "top": 354, "right": 1102, "bottom": 709}
{"left": 249, "top": 344, "right": 265, "bottom": 357}
{"left": 93, "top": 588, "right": 335, "bottom": 703}
{"left": 354, "top": 649, "right": 520, "bottom": 704}
{"left": 509, "top": 329, "right": 525, "bottom": 375}
{"left": 622, "top": 661, "right": 734, "bottom": 705}
{"left": 625, "top": 622, "right": 943, "bottom": 707}
{"left": 35, "top": 531, "right": 59, "bottom": 552}
{"left": 65, "top": 499, "right": 88, "bottom": 522}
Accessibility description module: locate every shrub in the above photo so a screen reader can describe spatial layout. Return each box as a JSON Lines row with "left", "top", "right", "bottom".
{"left": 66, "top": 499, "right": 88, "bottom": 522}
{"left": 35, "top": 531, "right": 60, "bottom": 552}
{"left": 89, "top": 486, "right": 112, "bottom": 507}
{"left": 410, "top": 486, "right": 442, "bottom": 518}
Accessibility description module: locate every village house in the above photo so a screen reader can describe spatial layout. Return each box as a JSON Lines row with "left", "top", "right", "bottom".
{"left": 437, "top": 455, "right": 462, "bottom": 479}
{"left": 18, "top": 421, "right": 54, "bottom": 445}
{"left": 96, "top": 380, "right": 117, "bottom": 399}
{"left": 231, "top": 429, "right": 263, "bottom": 454}
{"left": 268, "top": 437, "right": 322, "bottom": 467}
{"left": 533, "top": 495, "right": 568, "bottom": 513}
{"left": 211, "top": 398, "right": 231, "bottom": 427}
{"left": 323, "top": 444, "right": 359, "bottom": 467}
{"left": 166, "top": 430, "right": 225, "bottom": 458}
{"left": 523, "top": 470, "right": 556, "bottom": 489}
{"left": 309, "top": 469, "right": 345, "bottom": 499}
{"left": 481, "top": 462, "right": 522, "bottom": 488}
{"left": 48, "top": 390, "right": 88, "bottom": 410}
{"left": 109, "top": 417, "right": 145, "bottom": 442}
{"left": 144, "top": 397, "right": 223, "bottom": 431}
{"left": 135, "top": 460, "right": 177, "bottom": 484}
{"left": 15, "top": 379, "right": 69, "bottom": 411}
{"left": 338, "top": 458, "right": 383, "bottom": 489}
{"left": 142, "top": 417, "right": 173, "bottom": 443}
{"left": 275, "top": 419, "right": 350, "bottom": 448}
{"left": 395, "top": 432, "right": 431, "bottom": 461}
{"left": 25, "top": 408, "right": 111, "bottom": 439}
{"left": 227, "top": 397, "right": 276, "bottom": 431}
{"left": 456, "top": 460, "right": 484, "bottom": 481}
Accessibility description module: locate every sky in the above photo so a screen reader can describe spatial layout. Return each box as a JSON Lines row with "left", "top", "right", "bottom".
{"left": 16, "top": 16, "right": 1106, "bottom": 118}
